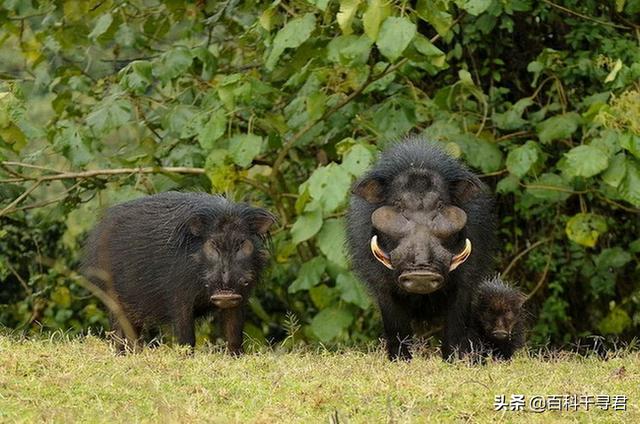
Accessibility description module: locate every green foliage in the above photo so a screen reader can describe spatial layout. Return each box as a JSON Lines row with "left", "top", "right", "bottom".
{"left": 1, "top": 0, "right": 639, "bottom": 348}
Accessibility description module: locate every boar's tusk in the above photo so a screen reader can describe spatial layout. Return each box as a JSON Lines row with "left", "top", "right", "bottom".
{"left": 449, "top": 238, "right": 472, "bottom": 271}
{"left": 370, "top": 235, "right": 394, "bottom": 270}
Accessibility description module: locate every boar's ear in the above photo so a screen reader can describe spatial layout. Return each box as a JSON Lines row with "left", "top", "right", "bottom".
{"left": 451, "top": 177, "right": 483, "bottom": 205}
{"left": 251, "top": 208, "right": 277, "bottom": 235}
{"left": 352, "top": 177, "right": 384, "bottom": 203}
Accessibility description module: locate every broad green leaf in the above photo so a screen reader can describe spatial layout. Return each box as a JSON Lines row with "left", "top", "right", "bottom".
{"left": 598, "top": 306, "right": 631, "bottom": 335}
{"left": 363, "top": 0, "right": 391, "bottom": 41}
{"left": 228, "top": 134, "right": 263, "bottom": 168}
{"left": 162, "top": 105, "right": 197, "bottom": 138}
{"left": 290, "top": 206, "right": 323, "bottom": 244}
{"left": 316, "top": 218, "right": 348, "bottom": 268}
{"left": 601, "top": 153, "right": 626, "bottom": 188}
{"left": 88, "top": 13, "right": 113, "bottom": 40}
{"left": 565, "top": 213, "right": 608, "bottom": 248}
{"left": 308, "top": 163, "right": 352, "bottom": 213}
{"left": 506, "top": 140, "right": 539, "bottom": 178}
{"left": 266, "top": 13, "right": 316, "bottom": 70}
{"left": 192, "top": 47, "right": 217, "bottom": 79}
{"left": 455, "top": 0, "right": 492, "bottom": 15}
{"left": 207, "top": 164, "right": 237, "bottom": 193}
{"left": 496, "top": 174, "right": 520, "bottom": 194}
{"left": 595, "top": 247, "right": 632, "bottom": 270}
{"left": 455, "top": 134, "right": 503, "bottom": 173}
{"left": 0, "top": 124, "right": 26, "bottom": 152}
{"left": 53, "top": 121, "right": 91, "bottom": 167}
{"left": 337, "top": 0, "right": 361, "bottom": 35}
{"left": 458, "top": 69, "right": 474, "bottom": 86}
{"left": 376, "top": 17, "right": 416, "bottom": 62}
{"left": 310, "top": 307, "right": 354, "bottom": 342}
{"left": 413, "top": 35, "right": 446, "bottom": 68}
{"left": 86, "top": 97, "right": 132, "bottom": 134}
{"left": 327, "top": 35, "right": 372, "bottom": 66}
{"left": 289, "top": 257, "right": 327, "bottom": 293}
{"left": 307, "top": 0, "right": 330, "bottom": 11}
{"left": 591, "top": 130, "right": 621, "bottom": 158}
{"left": 415, "top": 0, "right": 453, "bottom": 37}
{"left": 536, "top": 112, "right": 581, "bottom": 143}
{"left": 119, "top": 61, "right": 153, "bottom": 94}
{"left": 154, "top": 47, "right": 193, "bottom": 82}
{"left": 198, "top": 109, "right": 227, "bottom": 150}
{"left": 310, "top": 284, "right": 339, "bottom": 309}
{"left": 604, "top": 58, "right": 623, "bottom": 83}
{"left": 564, "top": 145, "right": 609, "bottom": 178}
{"left": 620, "top": 133, "right": 640, "bottom": 159}
{"left": 342, "top": 144, "right": 373, "bottom": 177}
{"left": 618, "top": 157, "right": 640, "bottom": 206}
{"left": 372, "top": 99, "right": 416, "bottom": 140}
{"left": 526, "top": 173, "right": 571, "bottom": 202}
{"left": 493, "top": 97, "right": 534, "bottom": 130}
{"left": 306, "top": 91, "right": 327, "bottom": 121}
{"left": 336, "top": 272, "right": 371, "bottom": 309}
{"left": 115, "top": 24, "right": 136, "bottom": 47}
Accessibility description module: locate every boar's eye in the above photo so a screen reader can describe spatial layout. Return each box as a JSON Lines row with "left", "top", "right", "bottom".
{"left": 237, "top": 239, "right": 254, "bottom": 258}
{"left": 203, "top": 241, "right": 220, "bottom": 260}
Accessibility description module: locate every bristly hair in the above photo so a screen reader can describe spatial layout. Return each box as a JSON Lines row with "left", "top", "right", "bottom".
{"left": 472, "top": 274, "right": 526, "bottom": 310}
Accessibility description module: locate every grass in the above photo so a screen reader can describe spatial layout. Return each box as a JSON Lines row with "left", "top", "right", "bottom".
{"left": 0, "top": 335, "right": 638, "bottom": 423}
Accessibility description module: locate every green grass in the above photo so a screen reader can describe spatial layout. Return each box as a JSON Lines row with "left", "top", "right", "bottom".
{"left": 0, "top": 335, "right": 637, "bottom": 423}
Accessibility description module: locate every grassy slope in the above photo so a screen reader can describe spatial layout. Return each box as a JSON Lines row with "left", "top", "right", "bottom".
{"left": 0, "top": 336, "right": 637, "bottom": 423}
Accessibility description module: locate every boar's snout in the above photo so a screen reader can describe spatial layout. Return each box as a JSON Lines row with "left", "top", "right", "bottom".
{"left": 210, "top": 292, "right": 243, "bottom": 308}
{"left": 398, "top": 270, "right": 444, "bottom": 294}
{"left": 491, "top": 330, "right": 509, "bottom": 340}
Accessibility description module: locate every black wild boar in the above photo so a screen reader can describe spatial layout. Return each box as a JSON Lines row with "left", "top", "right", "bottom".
{"left": 81, "top": 191, "right": 275, "bottom": 354}
{"left": 346, "top": 138, "right": 496, "bottom": 360}
{"left": 469, "top": 275, "right": 526, "bottom": 360}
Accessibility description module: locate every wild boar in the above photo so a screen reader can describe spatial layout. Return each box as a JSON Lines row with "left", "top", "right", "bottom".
{"left": 346, "top": 138, "right": 496, "bottom": 360}
{"left": 81, "top": 191, "right": 275, "bottom": 354}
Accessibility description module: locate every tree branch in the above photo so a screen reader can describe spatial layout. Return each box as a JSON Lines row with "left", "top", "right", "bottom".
{"left": 0, "top": 165, "right": 206, "bottom": 217}
{"left": 502, "top": 238, "right": 551, "bottom": 278}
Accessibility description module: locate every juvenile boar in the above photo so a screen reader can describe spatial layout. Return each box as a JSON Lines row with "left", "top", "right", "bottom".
{"left": 81, "top": 191, "right": 275, "bottom": 354}
{"left": 346, "top": 138, "right": 496, "bottom": 360}
{"left": 469, "top": 275, "right": 526, "bottom": 360}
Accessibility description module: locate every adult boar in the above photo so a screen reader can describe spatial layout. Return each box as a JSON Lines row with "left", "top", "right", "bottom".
{"left": 81, "top": 191, "right": 275, "bottom": 354}
{"left": 346, "top": 138, "right": 496, "bottom": 360}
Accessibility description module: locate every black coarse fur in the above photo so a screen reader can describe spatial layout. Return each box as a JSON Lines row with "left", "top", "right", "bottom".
{"left": 346, "top": 137, "right": 497, "bottom": 360}
{"left": 469, "top": 275, "right": 526, "bottom": 360}
{"left": 81, "top": 191, "right": 275, "bottom": 354}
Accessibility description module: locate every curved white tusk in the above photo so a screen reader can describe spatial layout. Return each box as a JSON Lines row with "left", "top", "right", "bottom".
{"left": 449, "top": 238, "right": 472, "bottom": 271}
{"left": 370, "top": 235, "right": 394, "bottom": 270}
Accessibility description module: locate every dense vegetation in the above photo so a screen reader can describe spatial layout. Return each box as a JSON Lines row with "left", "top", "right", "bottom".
{"left": 1, "top": 0, "right": 639, "bottom": 348}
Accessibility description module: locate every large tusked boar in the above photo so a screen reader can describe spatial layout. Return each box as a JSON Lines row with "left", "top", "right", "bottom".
{"left": 346, "top": 138, "right": 496, "bottom": 360}
{"left": 81, "top": 191, "right": 275, "bottom": 354}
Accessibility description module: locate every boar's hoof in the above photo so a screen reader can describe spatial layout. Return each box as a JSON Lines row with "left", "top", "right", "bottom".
{"left": 210, "top": 292, "right": 243, "bottom": 308}
{"left": 398, "top": 271, "right": 444, "bottom": 294}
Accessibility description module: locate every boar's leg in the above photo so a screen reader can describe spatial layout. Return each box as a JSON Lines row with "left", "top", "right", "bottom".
{"left": 221, "top": 307, "right": 244, "bottom": 356}
{"left": 442, "top": 296, "right": 479, "bottom": 361}
{"left": 144, "top": 327, "right": 163, "bottom": 348}
{"left": 173, "top": 308, "right": 196, "bottom": 349}
{"left": 379, "top": 299, "right": 413, "bottom": 361}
